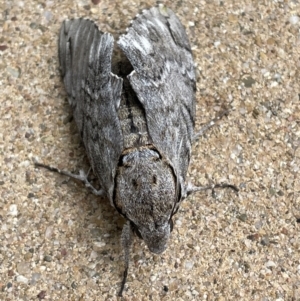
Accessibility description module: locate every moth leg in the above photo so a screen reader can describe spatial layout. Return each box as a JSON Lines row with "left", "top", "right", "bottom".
{"left": 193, "top": 110, "right": 229, "bottom": 142}
{"left": 34, "top": 162, "right": 105, "bottom": 197}
{"left": 186, "top": 182, "right": 239, "bottom": 197}
{"left": 119, "top": 221, "right": 133, "bottom": 296}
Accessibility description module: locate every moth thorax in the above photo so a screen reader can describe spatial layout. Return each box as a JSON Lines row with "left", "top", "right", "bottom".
{"left": 114, "top": 147, "right": 177, "bottom": 253}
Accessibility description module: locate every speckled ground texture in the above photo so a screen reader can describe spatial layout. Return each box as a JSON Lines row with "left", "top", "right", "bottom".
{"left": 1, "top": 0, "right": 300, "bottom": 300}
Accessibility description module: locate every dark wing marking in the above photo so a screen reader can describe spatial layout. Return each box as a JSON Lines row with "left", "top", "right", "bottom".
{"left": 117, "top": 6, "right": 196, "bottom": 191}
{"left": 59, "top": 19, "right": 124, "bottom": 201}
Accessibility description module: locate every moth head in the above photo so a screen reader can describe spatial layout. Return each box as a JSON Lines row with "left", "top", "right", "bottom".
{"left": 115, "top": 148, "right": 178, "bottom": 254}
{"left": 131, "top": 218, "right": 174, "bottom": 254}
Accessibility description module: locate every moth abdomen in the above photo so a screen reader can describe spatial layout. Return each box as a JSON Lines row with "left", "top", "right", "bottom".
{"left": 118, "top": 77, "right": 151, "bottom": 148}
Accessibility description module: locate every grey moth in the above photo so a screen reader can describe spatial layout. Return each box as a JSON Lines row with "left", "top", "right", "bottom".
{"left": 36, "top": 5, "right": 237, "bottom": 296}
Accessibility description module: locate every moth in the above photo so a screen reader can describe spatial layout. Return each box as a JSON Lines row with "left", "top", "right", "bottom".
{"left": 36, "top": 5, "right": 237, "bottom": 296}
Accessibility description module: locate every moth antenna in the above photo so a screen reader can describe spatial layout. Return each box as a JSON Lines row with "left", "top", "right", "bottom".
{"left": 119, "top": 265, "right": 128, "bottom": 297}
{"left": 119, "top": 221, "right": 133, "bottom": 296}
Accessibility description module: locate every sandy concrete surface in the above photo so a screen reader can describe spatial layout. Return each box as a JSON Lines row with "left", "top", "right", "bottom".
{"left": 1, "top": 0, "right": 299, "bottom": 300}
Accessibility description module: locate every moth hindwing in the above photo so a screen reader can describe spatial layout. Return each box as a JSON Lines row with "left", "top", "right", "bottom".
{"left": 58, "top": 5, "right": 198, "bottom": 296}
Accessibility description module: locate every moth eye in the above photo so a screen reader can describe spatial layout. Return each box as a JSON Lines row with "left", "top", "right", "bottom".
{"left": 131, "top": 222, "right": 143, "bottom": 239}
{"left": 135, "top": 228, "right": 143, "bottom": 239}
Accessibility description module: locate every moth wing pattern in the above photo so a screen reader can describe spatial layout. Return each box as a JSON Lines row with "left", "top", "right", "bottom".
{"left": 59, "top": 19, "right": 124, "bottom": 201}
{"left": 118, "top": 6, "right": 196, "bottom": 195}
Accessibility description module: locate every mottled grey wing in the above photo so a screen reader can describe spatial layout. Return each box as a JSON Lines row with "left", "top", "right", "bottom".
{"left": 117, "top": 6, "right": 196, "bottom": 187}
{"left": 59, "top": 19, "right": 123, "bottom": 201}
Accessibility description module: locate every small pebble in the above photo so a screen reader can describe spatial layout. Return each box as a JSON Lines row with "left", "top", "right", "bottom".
{"left": 289, "top": 15, "right": 299, "bottom": 24}
{"left": 214, "top": 40, "right": 221, "bottom": 47}
{"left": 7, "top": 67, "right": 20, "bottom": 78}
{"left": 45, "top": 226, "right": 53, "bottom": 239}
{"left": 37, "top": 290, "right": 46, "bottom": 299}
{"left": 17, "top": 262, "right": 30, "bottom": 275}
{"left": 43, "top": 11, "right": 53, "bottom": 22}
{"left": 43, "top": 255, "right": 52, "bottom": 262}
{"left": 0, "top": 45, "right": 8, "bottom": 51}
{"left": 261, "top": 236, "right": 270, "bottom": 246}
{"left": 185, "top": 261, "right": 194, "bottom": 270}
{"left": 16, "top": 275, "right": 28, "bottom": 284}
{"left": 237, "top": 214, "right": 247, "bottom": 222}
{"left": 8, "top": 204, "right": 18, "bottom": 216}
{"left": 247, "top": 233, "right": 260, "bottom": 241}
{"left": 8, "top": 270, "right": 14, "bottom": 277}
{"left": 266, "top": 261, "right": 276, "bottom": 268}
{"left": 242, "top": 76, "right": 256, "bottom": 87}
{"left": 31, "top": 273, "right": 41, "bottom": 283}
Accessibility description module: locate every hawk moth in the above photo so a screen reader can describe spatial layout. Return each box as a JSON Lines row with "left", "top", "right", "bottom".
{"left": 36, "top": 5, "right": 237, "bottom": 296}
